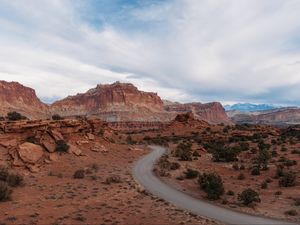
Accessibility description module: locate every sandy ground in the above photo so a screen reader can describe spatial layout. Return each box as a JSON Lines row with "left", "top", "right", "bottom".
{"left": 0, "top": 142, "right": 219, "bottom": 225}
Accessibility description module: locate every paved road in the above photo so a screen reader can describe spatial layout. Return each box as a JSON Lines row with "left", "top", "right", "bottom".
{"left": 132, "top": 146, "right": 297, "bottom": 225}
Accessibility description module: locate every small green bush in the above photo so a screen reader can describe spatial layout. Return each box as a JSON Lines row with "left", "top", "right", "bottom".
{"left": 184, "top": 169, "right": 199, "bottom": 179}
{"left": 174, "top": 143, "right": 193, "bottom": 161}
{"left": 105, "top": 175, "right": 121, "bottom": 184}
{"left": 0, "top": 166, "right": 9, "bottom": 181}
{"left": 55, "top": 140, "right": 70, "bottom": 153}
{"left": 73, "top": 170, "right": 85, "bottom": 179}
{"left": 238, "top": 188, "right": 260, "bottom": 205}
{"left": 285, "top": 210, "right": 298, "bottom": 216}
{"left": 198, "top": 173, "right": 224, "bottom": 200}
{"left": 251, "top": 166, "right": 260, "bottom": 176}
{"left": 7, "top": 173, "right": 23, "bottom": 187}
{"left": 7, "top": 111, "right": 27, "bottom": 121}
{"left": 0, "top": 181, "right": 11, "bottom": 202}
{"left": 279, "top": 171, "right": 296, "bottom": 187}
{"left": 261, "top": 181, "right": 268, "bottom": 189}
{"left": 52, "top": 114, "right": 63, "bottom": 120}
{"left": 227, "top": 190, "right": 235, "bottom": 196}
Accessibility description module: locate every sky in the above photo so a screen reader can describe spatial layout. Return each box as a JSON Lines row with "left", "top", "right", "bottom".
{"left": 0, "top": 0, "right": 300, "bottom": 106}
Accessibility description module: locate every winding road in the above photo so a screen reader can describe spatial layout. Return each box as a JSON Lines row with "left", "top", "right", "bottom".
{"left": 133, "top": 146, "right": 297, "bottom": 225}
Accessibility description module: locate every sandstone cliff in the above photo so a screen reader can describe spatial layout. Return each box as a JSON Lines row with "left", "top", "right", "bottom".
{"left": 50, "top": 82, "right": 165, "bottom": 121}
{"left": 0, "top": 81, "right": 49, "bottom": 119}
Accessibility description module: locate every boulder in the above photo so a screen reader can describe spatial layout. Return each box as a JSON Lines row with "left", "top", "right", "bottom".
{"left": 49, "top": 153, "right": 59, "bottom": 161}
{"left": 50, "top": 130, "right": 64, "bottom": 141}
{"left": 69, "top": 144, "right": 82, "bottom": 156}
{"left": 91, "top": 143, "right": 108, "bottom": 153}
{"left": 76, "top": 140, "right": 89, "bottom": 145}
{"left": 40, "top": 134, "right": 56, "bottom": 153}
{"left": 18, "top": 142, "right": 44, "bottom": 164}
{"left": 87, "top": 133, "right": 95, "bottom": 140}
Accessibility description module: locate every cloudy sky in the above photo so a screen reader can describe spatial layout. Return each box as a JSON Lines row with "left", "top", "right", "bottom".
{"left": 0, "top": 0, "right": 300, "bottom": 106}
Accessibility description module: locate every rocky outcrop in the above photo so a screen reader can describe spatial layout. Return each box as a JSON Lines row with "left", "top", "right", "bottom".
{"left": 18, "top": 142, "right": 44, "bottom": 164}
{"left": 0, "top": 118, "right": 109, "bottom": 171}
{"left": 50, "top": 82, "right": 164, "bottom": 121}
{"left": 165, "top": 102, "right": 232, "bottom": 124}
{"left": 0, "top": 81, "right": 49, "bottom": 119}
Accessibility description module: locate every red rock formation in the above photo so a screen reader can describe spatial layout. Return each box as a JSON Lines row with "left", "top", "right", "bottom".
{"left": 0, "top": 80, "right": 231, "bottom": 124}
{"left": 165, "top": 102, "right": 232, "bottom": 124}
{"left": 50, "top": 82, "right": 164, "bottom": 120}
{"left": 229, "top": 107, "right": 300, "bottom": 125}
{"left": 0, "top": 81, "right": 49, "bottom": 119}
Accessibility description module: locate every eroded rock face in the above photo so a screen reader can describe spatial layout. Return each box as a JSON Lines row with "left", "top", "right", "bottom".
{"left": 18, "top": 142, "right": 44, "bottom": 164}
{"left": 0, "top": 81, "right": 49, "bottom": 119}
{"left": 50, "top": 82, "right": 164, "bottom": 120}
{"left": 165, "top": 102, "right": 232, "bottom": 124}
{"left": 40, "top": 134, "right": 56, "bottom": 153}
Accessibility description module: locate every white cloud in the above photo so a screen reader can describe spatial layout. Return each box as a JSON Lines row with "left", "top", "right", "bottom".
{"left": 0, "top": 0, "right": 300, "bottom": 105}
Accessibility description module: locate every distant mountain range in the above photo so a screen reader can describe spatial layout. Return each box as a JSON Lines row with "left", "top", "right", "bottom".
{"left": 224, "top": 103, "right": 279, "bottom": 112}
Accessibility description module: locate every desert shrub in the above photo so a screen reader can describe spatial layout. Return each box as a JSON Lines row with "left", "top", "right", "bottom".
{"left": 192, "top": 151, "right": 200, "bottom": 157}
{"left": 274, "top": 191, "right": 282, "bottom": 196}
{"left": 239, "top": 164, "right": 245, "bottom": 170}
{"left": 170, "top": 162, "right": 180, "bottom": 170}
{"left": 251, "top": 166, "right": 260, "bottom": 176}
{"left": 284, "top": 159, "right": 297, "bottom": 167}
{"left": 55, "top": 140, "right": 70, "bottom": 153}
{"left": 198, "top": 173, "right": 224, "bottom": 200}
{"left": 184, "top": 169, "right": 199, "bottom": 179}
{"left": 279, "top": 171, "right": 296, "bottom": 187}
{"left": 98, "top": 129, "right": 104, "bottom": 137}
{"left": 291, "top": 150, "right": 300, "bottom": 154}
{"left": 0, "top": 166, "right": 9, "bottom": 181}
{"left": 238, "top": 188, "right": 260, "bottom": 205}
{"left": 285, "top": 210, "right": 298, "bottom": 216}
{"left": 73, "top": 170, "right": 85, "bottom": 179}
{"left": 6, "top": 111, "right": 27, "bottom": 121}
{"left": 271, "top": 150, "right": 278, "bottom": 157}
{"left": 223, "top": 126, "right": 230, "bottom": 133}
{"left": 0, "top": 181, "right": 11, "bottom": 202}
{"left": 240, "top": 142, "right": 250, "bottom": 151}
{"left": 275, "top": 165, "right": 284, "bottom": 178}
{"left": 105, "top": 175, "right": 121, "bottom": 184}
{"left": 174, "top": 143, "right": 193, "bottom": 161}
{"left": 261, "top": 181, "right": 268, "bottom": 189}
{"left": 255, "top": 148, "right": 270, "bottom": 169}
{"left": 208, "top": 143, "right": 240, "bottom": 162}
{"left": 237, "top": 173, "right": 245, "bottom": 180}
{"left": 52, "top": 114, "right": 63, "bottom": 120}
{"left": 227, "top": 190, "right": 235, "bottom": 196}
{"left": 265, "top": 178, "right": 272, "bottom": 183}
{"left": 90, "top": 163, "right": 99, "bottom": 172}
{"left": 7, "top": 173, "right": 23, "bottom": 187}
{"left": 294, "top": 198, "right": 300, "bottom": 206}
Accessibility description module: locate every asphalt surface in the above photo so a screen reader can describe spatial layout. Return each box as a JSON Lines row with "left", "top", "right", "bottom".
{"left": 132, "top": 146, "right": 297, "bottom": 225}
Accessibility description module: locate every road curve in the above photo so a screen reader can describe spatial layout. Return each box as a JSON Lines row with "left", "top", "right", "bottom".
{"left": 133, "top": 146, "right": 297, "bottom": 225}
